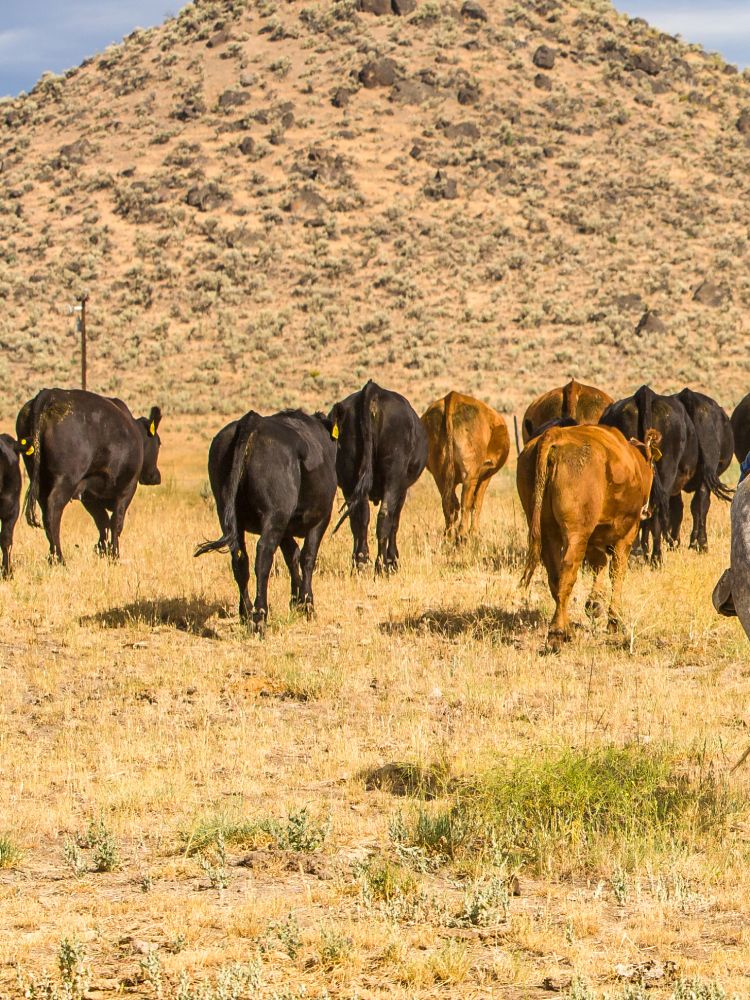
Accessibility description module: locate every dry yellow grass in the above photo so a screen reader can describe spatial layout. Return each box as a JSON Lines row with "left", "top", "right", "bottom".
{"left": 0, "top": 418, "right": 747, "bottom": 998}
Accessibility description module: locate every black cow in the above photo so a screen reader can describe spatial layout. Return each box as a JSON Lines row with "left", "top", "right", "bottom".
{"left": 329, "top": 380, "right": 428, "bottom": 574}
{"left": 16, "top": 388, "right": 162, "bottom": 563}
{"left": 731, "top": 391, "right": 750, "bottom": 464}
{"left": 0, "top": 435, "right": 22, "bottom": 578}
{"left": 194, "top": 409, "right": 337, "bottom": 633}
{"left": 600, "top": 385, "right": 696, "bottom": 564}
{"left": 600, "top": 385, "right": 731, "bottom": 562}
{"left": 669, "top": 388, "right": 733, "bottom": 551}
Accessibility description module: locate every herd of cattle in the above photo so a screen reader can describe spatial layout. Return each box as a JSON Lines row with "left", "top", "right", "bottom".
{"left": 0, "top": 380, "right": 748, "bottom": 647}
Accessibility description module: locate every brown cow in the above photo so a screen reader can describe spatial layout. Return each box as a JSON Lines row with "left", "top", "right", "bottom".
{"left": 422, "top": 391, "right": 510, "bottom": 542}
{"left": 517, "top": 424, "right": 661, "bottom": 649}
{"left": 522, "top": 379, "right": 614, "bottom": 443}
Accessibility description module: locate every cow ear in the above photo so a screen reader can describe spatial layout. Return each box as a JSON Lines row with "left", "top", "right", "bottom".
{"left": 328, "top": 403, "right": 342, "bottom": 441}
{"left": 147, "top": 406, "right": 162, "bottom": 437}
{"left": 316, "top": 412, "right": 336, "bottom": 438}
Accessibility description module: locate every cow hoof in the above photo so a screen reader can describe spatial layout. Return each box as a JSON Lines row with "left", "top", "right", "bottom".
{"left": 304, "top": 601, "right": 315, "bottom": 621}
{"left": 606, "top": 616, "right": 621, "bottom": 634}
{"left": 252, "top": 612, "right": 267, "bottom": 637}
{"left": 352, "top": 556, "right": 370, "bottom": 574}
{"left": 689, "top": 541, "right": 708, "bottom": 554}
{"left": 546, "top": 629, "right": 570, "bottom": 652}
{"left": 584, "top": 599, "right": 605, "bottom": 619}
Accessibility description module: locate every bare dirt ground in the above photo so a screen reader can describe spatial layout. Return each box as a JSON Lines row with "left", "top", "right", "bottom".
{"left": 0, "top": 419, "right": 748, "bottom": 998}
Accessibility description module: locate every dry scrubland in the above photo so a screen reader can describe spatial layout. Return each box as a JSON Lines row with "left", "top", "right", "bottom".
{"left": 0, "top": 421, "right": 746, "bottom": 998}
{"left": 2, "top": 0, "right": 750, "bottom": 414}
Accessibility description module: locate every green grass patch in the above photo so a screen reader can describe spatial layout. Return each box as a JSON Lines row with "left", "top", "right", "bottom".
{"left": 181, "top": 807, "right": 329, "bottom": 855}
{"left": 0, "top": 835, "right": 21, "bottom": 869}
{"left": 394, "top": 745, "right": 742, "bottom": 877}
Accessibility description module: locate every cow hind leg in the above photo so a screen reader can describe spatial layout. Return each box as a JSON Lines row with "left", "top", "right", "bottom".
{"left": 299, "top": 516, "right": 331, "bottom": 619}
{"left": 231, "top": 538, "right": 252, "bottom": 623}
{"left": 608, "top": 535, "right": 635, "bottom": 632}
{"left": 386, "top": 493, "right": 406, "bottom": 568}
{"left": 108, "top": 486, "right": 136, "bottom": 561}
{"left": 689, "top": 485, "right": 710, "bottom": 553}
{"left": 81, "top": 496, "right": 111, "bottom": 556}
{"left": 280, "top": 534, "right": 303, "bottom": 607}
{"left": 42, "top": 480, "right": 75, "bottom": 564}
{"left": 348, "top": 497, "right": 371, "bottom": 571}
{"left": 669, "top": 494, "right": 684, "bottom": 549}
{"left": 253, "top": 522, "right": 285, "bottom": 634}
{"left": 470, "top": 475, "right": 493, "bottom": 537}
{"left": 584, "top": 547, "right": 609, "bottom": 620}
{"left": 0, "top": 512, "right": 16, "bottom": 579}
{"left": 375, "top": 487, "right": 402, "bottom": 575}
{"left": 649, "top": 513, "right": 665, "bottom": 567}
{"left": 440, "top": 483, "right": 460, "bottom": 538}
{"left": 457, "top": 476, "right": 479, "bottom": 544}
{"left": 548, "top": 534, "right": 588, "bottom": 650}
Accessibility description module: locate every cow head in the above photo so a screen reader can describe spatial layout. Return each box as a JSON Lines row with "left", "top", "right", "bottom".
{"left": 629, "top": 429, "right": 662, "bottom": 465}
{"left": 137, "top": 406, "right": 162, "bottom": 485}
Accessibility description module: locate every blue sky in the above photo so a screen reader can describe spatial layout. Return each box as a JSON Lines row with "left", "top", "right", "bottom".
{"left": 0, "top": 1, "right": 748, "bottom": 98}
{"left": 620, "top": 2, "right": 750, "bottom": 68}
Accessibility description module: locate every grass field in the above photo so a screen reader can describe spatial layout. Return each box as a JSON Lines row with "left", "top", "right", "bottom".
{"left": 0, "top": 417, "right": 748, "bottom": 999}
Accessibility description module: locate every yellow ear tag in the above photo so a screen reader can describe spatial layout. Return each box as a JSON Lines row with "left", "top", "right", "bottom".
{"left": 20, "top": 439, "right": 26, "bottom": 446}
{"left": 652, "top": 447, "right": 662, "bottom": 462}
{"left": 332, "top": 423, "right": 339, "bottom": 440}
{"left": 25, "top": 445, "right": 35, "bottom": 456}
{"left": 149, "top": 420, "right": 156, "bottom": 436}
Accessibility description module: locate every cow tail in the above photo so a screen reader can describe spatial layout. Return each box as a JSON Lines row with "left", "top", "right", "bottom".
{"left": 561, "top": 379, "right": 580, "bottom": 421}
{"left": 442, "top": 391, "right": 457, "bottom": 501}
{"left": 521, "top": 433, "right": 555, "bottom": 588}
{"left": 681, "top": 389, "right": 734, "bottom": 503}
{"left": 23, "top": 390, "right": 50, "bottom": 529}
{"left": 634, "top": 384, "right": 670, "bottom": 529}
{"left": 634, "top": 384, "right": 654, "bottom": 443}
{"left": 333, "top": 380, "right": 377, "bottom": 533}
{"left": 194, "top": 412, "right": 261, "bottom": 557}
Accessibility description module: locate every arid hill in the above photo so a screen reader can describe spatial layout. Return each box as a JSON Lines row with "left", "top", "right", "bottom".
{"left": 2, "top": 0, "right": 750, "bottom": 418}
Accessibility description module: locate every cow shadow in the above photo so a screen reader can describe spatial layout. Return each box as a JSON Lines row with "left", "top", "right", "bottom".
{"left": 82, "top": 597, "right": 230, "bottom": 637}
{"left": 381, "top": 604, "right": 543, "bottom": 642}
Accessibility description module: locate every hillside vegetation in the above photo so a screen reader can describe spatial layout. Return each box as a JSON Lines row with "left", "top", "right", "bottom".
{"left": 1, "top": 0, "right": 749, "bottom": 418}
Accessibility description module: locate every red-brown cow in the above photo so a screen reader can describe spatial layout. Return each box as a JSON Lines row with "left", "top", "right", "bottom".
{"left": 422, "top": 391, "right": 509, "bottom": 542}
{"left": 522, "top": 379, "right": 613, "bottom": 444}
{"left": 517, "top": 424, "right": 660, "bottom": 649}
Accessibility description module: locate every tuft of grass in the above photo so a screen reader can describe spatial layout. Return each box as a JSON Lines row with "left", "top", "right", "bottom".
{"left": 317, "top": 926, "right": 353, "bottom": 971}
{"left": 394, "top": 746, "right": 741, "bottom": 877}
{"left": 357, "top": 855, "right": 419, "bottom": 904}
{"left": 182, "top": 806, "right": 328, "bottom": 855}
{"left": 0, "top": 835, "right": 21, "bottom": 869}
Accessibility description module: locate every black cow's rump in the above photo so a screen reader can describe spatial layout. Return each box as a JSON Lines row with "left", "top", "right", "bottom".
{"left": 600, "top": 384, "right": 731, "bottom": 561}
{"left": 670, "top": 388, "right": 733, "bottom": 551}
{"left": 0, "top": 434, "right": 21, "bottom": 578}
{"left": 600, "top": 385, "right": 692, "bottom": 563}
{"left": 329, "top": 380, "right": 427, "bottom": 574}
{"left": 16, "top": 388, "right": 162, "bottom": 563}
{"left": 194, "top": 409, "right": 337, "bottom": 632}
{"left": 731, "top": 391, "right": 750, "bottom": 466}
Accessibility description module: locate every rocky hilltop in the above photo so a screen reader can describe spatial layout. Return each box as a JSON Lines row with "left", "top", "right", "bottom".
{"left": 1, "top": 0, "right": 749, "bottom": 416}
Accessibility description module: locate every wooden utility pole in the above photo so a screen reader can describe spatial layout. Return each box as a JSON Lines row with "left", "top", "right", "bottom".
{"left": 78, "top": 293, "right": 88, "bottom": 391}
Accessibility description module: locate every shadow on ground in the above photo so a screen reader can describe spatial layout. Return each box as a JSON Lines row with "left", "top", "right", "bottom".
{"left": 381, "top": 604, "right": 543, "bottom": 641}
{"left": 81, "top": 597, "right": 230, "bottom": 637}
